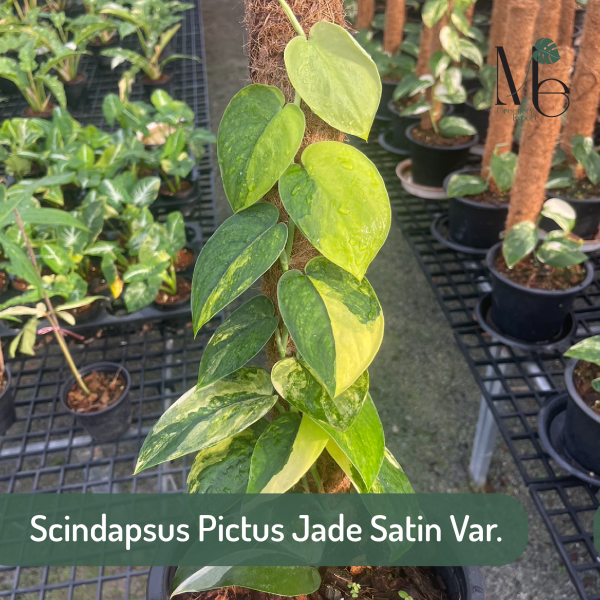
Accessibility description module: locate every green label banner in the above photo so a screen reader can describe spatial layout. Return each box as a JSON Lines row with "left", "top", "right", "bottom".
{"left": 0, "top": 494, "right": 527, "bottom": 567}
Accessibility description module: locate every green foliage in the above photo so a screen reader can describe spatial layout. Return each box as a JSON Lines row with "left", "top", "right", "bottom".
{"left": 565, "top": 337, "right": 600, "bottom": 394}
{"left": 473, "top": 64, "right": 496, "bottom": 110}
{"left": 349, "top": 583, "right": 361, "bottom": 598}
{"left": 502, "top": 199, "right": 587, "bottom": 269}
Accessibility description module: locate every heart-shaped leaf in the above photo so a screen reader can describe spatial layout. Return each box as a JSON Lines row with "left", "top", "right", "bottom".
{"left": 247, "top": 413, "right": 329, "bottom": 493}
{"left": 280, "top": 142, "right": 390, "bottom": 280}
{"left": 218, "top": 84, "right": 305, "bottom": 213}
{"left": 541, "top": 198, "right": 576, "bottom": 233}
{"left": 187, "top": 420, "right": 267, "bottom": 494}
{"left": 278, "top": 257, "right": 383, "bottom": 398}
{"left": 191, "top": 203, "right": 287, "bottom": 334}
{"left": 310, "top": 393, "right": 384, "bottom": 491}
{"left": 135, "top": 367, "right": 277, "bottom": 474}
{"left": 565, "top": 336, "right": 600, "bottom": 365}
{"left": 446, "top": 174, "right": 488, "bottom": 198}
{"left": 503, "top": 221, "right": 538, "bottom": 268}
{"left": 284, "top": 22, "right": 381, "bottom": 140}
{"left": 198, "top": 296, "right": 279, "bottom": 388}
{"left": 271, "top": 357, "right": 369, "bottom": 431}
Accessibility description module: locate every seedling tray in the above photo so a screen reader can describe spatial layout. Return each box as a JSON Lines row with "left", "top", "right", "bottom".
{"left": 0, "top": 223, "right": 203, "bottom": 340}
{"left": 358, "top": 124, "right": 600, "bottom": 600}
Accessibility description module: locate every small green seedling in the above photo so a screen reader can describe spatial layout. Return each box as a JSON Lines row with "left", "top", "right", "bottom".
{"left": 503, "top": 198, "right": 587, "bottom": 269}
{"left": 349, "top": 583, "right": 361, "bottom": 598}
{"left": 398, "top": 592, "right": 414, "bottom": 600}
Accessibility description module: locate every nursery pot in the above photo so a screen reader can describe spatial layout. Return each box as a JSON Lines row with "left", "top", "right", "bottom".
{"left": 486, "top": 242, "right": 594, "bottom": 342}
{"left": 406, "top": 123, "right": 478, "bottom": 188}
{"left": 377, "top": 81, "right": 397, "bottom": 120}
{"left": 159, "top": 173, "right": 200, "bottom": 204}
{"left": 542, "top": 192, "right": 600, "bottom": 240}
{"left": 443, "top": 172, "right": 508, "bottom": 250}
{"left": 464, "top": 89, "right": 490, "bottom": 142}
{"left": 146, "top": 566, "right": 486, "bottom": 600}
{"left": 388, "top": 103, "right": 454, "bottom": 153}
{"left": 142, "top": 73, "right": 173, "bottom": 98}
{"left": 60, "top": 362, "right": 132, "bottom": 443}
{"left": 90, "top": 36, "right": 119, "bottom": 69}
{"left": 564, "top": 360, "right": 600, "bottom": 474}
{"left": 0, "top": 366, "right": 15, "bottom": 436}
{"left": 64, "top": 73, "right": 88, "bottom": 109}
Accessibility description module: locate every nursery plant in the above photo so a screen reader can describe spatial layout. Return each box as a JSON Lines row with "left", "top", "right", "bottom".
{"left": 565, "top": 336, "right": 600, "bottom": 412}
{"left": 0, "top": 117, "right": 49, "bottom": 180}
{"left": 100, "top": 0, "right": 198, "bottom": 85}
{"left": 135, "top": 0, "right": 419, "bottom": 596}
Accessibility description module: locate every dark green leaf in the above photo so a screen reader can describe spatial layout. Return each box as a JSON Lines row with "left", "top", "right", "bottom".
{"left": 446, "top": 174, "right": 488, "bottom": 198}
{"left": 503, "top": 221, "right": 538, "bottom": 268}
{"left": 439, "top": 116, "right": 477, "bottom": 138}
{"left": 533, "top": 37, "right": 561, "bottom": 64}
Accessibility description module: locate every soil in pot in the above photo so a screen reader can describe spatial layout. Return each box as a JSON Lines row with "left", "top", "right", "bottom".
{"left": 143, "top": 73, "right": 173, "bottom": 97}
{"left": 464, "top": 189, "right": 509, "bottom": 207}
{"left": 23, "top": 104, "right": 56, "bottom": 118}
{"left": 12, "top": 277, "right": 31, "bottom": 293}
{"left": 154, "top": 278, "right": 192, "bottom": 307}
{"left": 66, "top": 370, "right": 127, "bottom": 414}
{"left": 411, "top": 127, "right": 473, "bottom": 148}
{"left": 159, "top": 178, "right": 199, "bottom": 203}
{"left": 173, "top": 249, "right": 195, "bottom": 272}
{"left": 179, "top": 567, "right": 451, "bottom": 600}
{"left": 494, "top": 254, "right": 586, "bottom": 291}
{"left": 572, "top": 361, "right": 600, "bottom": 416}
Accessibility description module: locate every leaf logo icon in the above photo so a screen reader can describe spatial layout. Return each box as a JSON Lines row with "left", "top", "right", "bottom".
{"left": 532, "top": 37, "right": 561, "bottom": 64}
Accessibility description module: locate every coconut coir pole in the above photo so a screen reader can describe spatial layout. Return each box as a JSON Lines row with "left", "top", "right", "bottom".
{"left": 506, "top": 48, "right": 574, "bottom": 229}
{"left": 420, "top": 14, "right": 446, "bottom": 131}
{"left": 561, "top": 0, "right": 600, "bottom": 159}
{"left": 486, "top": 0, "right": 511, "bottom": 66}
{"left": 383, "top": 0, "right": 405, "bottom": 55}
{"left": 558, "top": 0, "right": 576, "bottom": 47}
{"left": 356, "top": 0, "right": 374, "bottom": 29}
{"left": 481, "top": 0, "right": 538, "bottom": 180}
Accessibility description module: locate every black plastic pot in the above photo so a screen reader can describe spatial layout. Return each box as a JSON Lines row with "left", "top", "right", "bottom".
{"left": 542, "top": 192, "right": 600, "bottom": 240}
{"left": 0, "top": 366, "right": 15, "bottom": 436}
{"left": 142, "top": 73, "right": 173, "bottom": 98}
{"left": 146, "top": 567, "right": 485, "bottom": 600}
{"left": 407, "top": 122, "right": 478, "bottom": 188}
{"left": 90, "top": 37, "right": 119, "bottom": 69}
{"left": 486, "top": 242, "right": 594, "bottom": 342}
{"left": 443, "top": 172, "right": 508, "bottom": 250}
{"left": 153, "top": 278, "right": 191, "bottom": 312}
{"left": 60, "top": 362, "right": 132, "bottom": 443}
{"left": 64, "top": 73, "right": 88, "bottom": 109}
{"left": 157, "top": 173, "right": 200, "bottom": 207}
{"left": 464, "top": 89, "right": 490, "bottom": 142}
{"left": 564, "top": 360, "right": 600, "bottom": 475}
{"left": 389, "top": 103, "right": 454, "bottom": 154}
{"left": 377, "top": 81, "right": 397, "bottom": 120}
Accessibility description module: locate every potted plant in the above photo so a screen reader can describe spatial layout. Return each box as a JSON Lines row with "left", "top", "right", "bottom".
{"left": 444, "top": 147, "right": 516, "bottom": 250}
{"left": 562, "top": 335, "right": 600, "bottom": 475}
{"left": 462, "top": 63, "right": 495, "bottom": 142}
{"left": 100, "top": 0, "right": 197, "bottom": 94}
{"left": 405, "top": 0, "right": 480, "bottom": 187}
{"left": 136, "top": 1, "right": 485, "bottom": 598}
{"left": 0, "top": 117, "right": 49, "bottom": 180}
{"left": 487, "top": 198, "right": 593, "bottom": 343}
{"left": 0, "top": 185, "right": 132, "bottom": 442}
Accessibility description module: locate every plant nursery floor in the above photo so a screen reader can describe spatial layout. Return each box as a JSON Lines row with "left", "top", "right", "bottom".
{"left": 203, "top": 2, "right": 591, "bottom": 600}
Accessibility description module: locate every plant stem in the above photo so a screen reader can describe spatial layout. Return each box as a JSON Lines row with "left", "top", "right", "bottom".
{"left": 277, "top": 0, "right": 307, "bottom": 38}
{"left": 301, "top": 475, "right": 311, "bottom": 493}
{"left": 275, "top": 324, "right": 288, "bottom": 358}
{"left": 274, "top": 400, "right": 287, "bottom": 414}
{"left": 310, "top": 464, "right": 324, "bottom": 493}
{"left": 14, "top": 209, "right": 91, "bottom": 395}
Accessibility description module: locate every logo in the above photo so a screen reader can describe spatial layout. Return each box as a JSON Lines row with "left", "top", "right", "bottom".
{"left": 495, "top": 37, "right": 569, "bottom": 118}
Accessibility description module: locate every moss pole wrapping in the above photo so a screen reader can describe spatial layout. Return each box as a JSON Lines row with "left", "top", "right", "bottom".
{"left": 481, "top": 0, "right": 538, "bottom": 178}
{"left": 415, "top": 22, "right": 433, "bottom": 77}
{"left": 561, "top": 0, "right": 600, "bottom": 158}
{"left": 486, "top": 0, "right": 511, "bottom": 66}
{"left": 356, "top": 0, "right": 375, "bottom": 29}
{"left": 420, "top": 16, "right": 446, "bottom": 130}
{"left": 383, "top": 0, "right": 405, "bottom": 55}
{"left": 506, "top": 48, "right": 575, "bottom": 228}
{"left": 558, "top": 0, "right": 576, "bottom": 47}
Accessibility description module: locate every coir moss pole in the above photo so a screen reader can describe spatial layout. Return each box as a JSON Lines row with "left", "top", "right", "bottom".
{"left": 486, "top": 0, "right": 511, "bottom": 66}
{"left": 356, "top": 0, "right": 374, "bottom": 29}
{"left": 383, "top": 0, "right": 405, "bottom": 55}
{"left": 506, "top": 48, "right": 575, "bottom": 228}
{"left": 561, "top": 0, "right": 600, "bottom": 159}
{"left": 420, "top": 14, "right": 446, "bottom": 131}
{"left": 558, "top": 0, "right": 576, "bottom": 46}
{"left": 481, "top": 0, "right": 538, "bottom": 182}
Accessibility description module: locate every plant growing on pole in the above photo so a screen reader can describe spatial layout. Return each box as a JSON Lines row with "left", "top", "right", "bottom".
{"left": 135, "top": 0, "right": 414, "bottom": 595}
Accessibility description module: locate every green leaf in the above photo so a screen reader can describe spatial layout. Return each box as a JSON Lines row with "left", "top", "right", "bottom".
{"left": 458, "top": 39, "right": 483, "bottom": 68}
{"left": 271, "top": 357, "right": 369, "bottom": 431}
{"left": 537, "top": 238, "right": 587, "bottom": 268}
{"left": 38, "top": 74, "right": 66, "bottom": 108}
{"left": 164, "top": 211, "right": 186, "bottom": 255}
{"left": 451, "top": 8, "right": 471, "bottom": 36}
{"left": 533, "top": 37, "right": 561, "bottom": 64}
{"left": 279, "top": 141, "right": 390, "bottom": 280}
{"left": 15, "top": 207, "right": 90, "bottom": 232}
{"left": 312, "top": 394, "right": 384, "bottom": 491}
{"left": 565, "top": 336, "right": 600, "bottom": 367}
{"left": 541, "top": 198, "right": 576, "bottom": 233}
{"left": 0, "top": 235, "right": 42, "bottom": 293}
{"left": 285, "top": 22, "right": 381, "bottom": 140}
{"left": 41, "top": 244, "right": 74, "bottom": 275}
{"left": 191, "top": 203, "right": 287, "bottom": 334}
{"left": 490, "top": 151, "right": 517, "bottom": 193}
{"left": 400, "top": 99, "right": 432, "bottom": 116}
{"left": 123, "top": 276, "right": 162, "bottom": 312}
{"left": 172, "top": 566, "right": 320, "bottom": 598}
{"left": 439, "top": 26, "right": 461, "bottom": 62}
{"left": 247, "top": 413, "right": 329, "bottom": 493}
{"left": 130, "top": 177, "right": 160, "bottom": 208}
{"left": 197, "top": 296, "right": 279, "bottom": 388}
{"left": 217, "top": 84, "right": 305, "bottom": 213}
{"left": 503, "top": 221, "right": 538, "bottom": 268}
{"left": 429, "top": 52, "right": 451, "bottom": 79}
{"left": 422, "top": 0, "right": 449, "bottom": 27}
{"left": 546, "top": 168, "right": 574, "bottom": 190}
{"left": 446, "top": 174, "right": 488, "bottom": 198}
{"left": 370, "top": 448, "right": 415, "bottom": 494}
{"left": 135, "top": 367, "right": 277, "bottom": 473}
{"left": 439, "top": 116, "right": 477, "bottom": 138}
{"left": 187, "top": 420, "right": 267, "bottom": 494}
{"left": 278, "top": 257, "right": 383, "bottom": 398}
